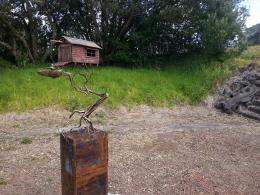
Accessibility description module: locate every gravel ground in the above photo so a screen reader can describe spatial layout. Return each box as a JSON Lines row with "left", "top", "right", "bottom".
{"left": 0, "top": 105, "right": 260, "bottom": 195}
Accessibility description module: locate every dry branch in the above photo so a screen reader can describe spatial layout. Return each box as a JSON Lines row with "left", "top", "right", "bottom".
{"left": 38, "top": 66, "right": 109, "bottom": 131}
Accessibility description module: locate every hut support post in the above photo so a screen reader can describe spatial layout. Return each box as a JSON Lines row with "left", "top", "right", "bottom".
{"left": 60, "top": 129, "right": 108, "bottom": 195}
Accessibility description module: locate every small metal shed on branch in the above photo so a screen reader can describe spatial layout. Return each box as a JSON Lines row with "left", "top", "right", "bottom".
{"left": 52, "top": 36, "right": 102, "bottom": 67}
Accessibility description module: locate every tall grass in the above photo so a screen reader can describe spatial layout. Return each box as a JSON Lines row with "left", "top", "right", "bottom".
{"left": 0, "top": 46, "right": 259, "bottom": 113}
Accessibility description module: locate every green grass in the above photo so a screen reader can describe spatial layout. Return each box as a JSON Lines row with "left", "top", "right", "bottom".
{"left": 21, "top": 137, "right": 33, "bottom": 144}
{"left": 0, "top": 46, "right": 260, "bottom": 113}
{"left": 0, "top": 177, "right": 7, "bottom": 185}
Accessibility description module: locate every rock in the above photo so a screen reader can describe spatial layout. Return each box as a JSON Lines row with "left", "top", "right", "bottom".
{"left": 215, "top": 63, "right": 260, "bottom": 114}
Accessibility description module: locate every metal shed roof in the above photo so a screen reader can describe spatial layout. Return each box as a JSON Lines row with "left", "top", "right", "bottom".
{"left": 62, "top": 36, "right": 102, "bottom": 49}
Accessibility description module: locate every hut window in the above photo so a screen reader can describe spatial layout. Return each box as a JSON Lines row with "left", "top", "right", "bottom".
{"left": 86, "top": 49, "right": 96, "bottom": 57}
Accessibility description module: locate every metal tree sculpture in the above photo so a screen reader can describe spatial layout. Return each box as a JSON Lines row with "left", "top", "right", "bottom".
{"left": 38, "top": 65, "right": 109, "bottom": 131}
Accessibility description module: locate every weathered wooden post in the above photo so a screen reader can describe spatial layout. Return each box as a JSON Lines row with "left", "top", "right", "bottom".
{"left": 60, "top": 129, "right": 108, "bottom": 195}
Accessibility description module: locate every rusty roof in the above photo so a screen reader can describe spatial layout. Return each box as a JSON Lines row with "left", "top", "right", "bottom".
{"left": 62, "top": 36, "right": 102, "bottom": 49}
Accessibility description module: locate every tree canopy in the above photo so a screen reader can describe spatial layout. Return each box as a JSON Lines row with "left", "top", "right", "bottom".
{"left": 246, "top": 23, "right": 260, "bottom": 45}
{"left": 0, "top": 0, "right": 248, "bottom": 66}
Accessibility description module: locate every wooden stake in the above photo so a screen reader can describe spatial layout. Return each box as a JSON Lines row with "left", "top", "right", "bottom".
{"left": 60, "top": 129, "right": 108, "bottom": 195}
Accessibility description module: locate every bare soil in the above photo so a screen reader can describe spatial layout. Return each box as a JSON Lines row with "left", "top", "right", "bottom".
{"left": 0, "top": 105, "right": 260, "bottom": 195}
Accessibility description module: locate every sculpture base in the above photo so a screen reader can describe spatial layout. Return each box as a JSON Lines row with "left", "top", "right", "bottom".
{"left": 60, "top": 128, "right": 108, "bottom": 195}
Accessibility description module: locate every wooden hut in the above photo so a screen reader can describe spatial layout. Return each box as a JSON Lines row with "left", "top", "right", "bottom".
{"left": 54, "top": 36, "right": 102, "bottom": 66}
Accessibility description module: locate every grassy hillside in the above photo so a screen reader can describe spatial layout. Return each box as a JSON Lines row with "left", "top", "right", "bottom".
{"left": 0, "top": 46, "right": 260, "bottom": 113}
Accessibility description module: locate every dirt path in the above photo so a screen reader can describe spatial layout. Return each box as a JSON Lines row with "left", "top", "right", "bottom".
{"left": 0, "top": 105, "right": 260, "bottom": 195}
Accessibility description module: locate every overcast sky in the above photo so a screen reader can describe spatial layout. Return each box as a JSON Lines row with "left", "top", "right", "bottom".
{"left": 245, "top": 0, "right": 260, "bottom": 27}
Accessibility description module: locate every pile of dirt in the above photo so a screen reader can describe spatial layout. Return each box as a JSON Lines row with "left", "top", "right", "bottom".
{"left": 215, "top": 63, "right": 260, "bottom": 114}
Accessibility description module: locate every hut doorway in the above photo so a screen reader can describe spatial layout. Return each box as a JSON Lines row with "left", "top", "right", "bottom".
{"left": 59, "top": 45, "right": 71, "bottom": 62}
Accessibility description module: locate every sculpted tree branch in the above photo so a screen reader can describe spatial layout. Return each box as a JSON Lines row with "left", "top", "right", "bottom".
{"left": 38, "top": 66, "right": 109, "bottom": 131}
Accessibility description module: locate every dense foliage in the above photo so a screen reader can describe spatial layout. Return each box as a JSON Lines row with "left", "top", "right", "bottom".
{"left": 0, "top": 0, "right": 248, "bottom": 67}
{"left": 246, "top": 23, "right": 260, "bottom": 45}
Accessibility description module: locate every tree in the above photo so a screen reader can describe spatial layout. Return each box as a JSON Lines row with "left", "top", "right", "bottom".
{"left": 0, "top": 0, "right": 65, "bottom": 64}
{"left": 0, "top": 0, "right": 248, "bottom": 66}
{"left": 198, "top": 0, "right": 248, "bottom": 55}
{"left": 246, "top": 23, "right": 260, "bottom": 45}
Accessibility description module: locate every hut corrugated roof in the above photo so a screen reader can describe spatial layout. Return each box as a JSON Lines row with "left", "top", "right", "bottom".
{"left": 62, "top": 36, "right": 102, "bottom": 49}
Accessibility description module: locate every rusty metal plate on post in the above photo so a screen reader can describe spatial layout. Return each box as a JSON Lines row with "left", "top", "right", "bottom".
{"left": 60, "top": 129, "right": 108, "bottom": 195}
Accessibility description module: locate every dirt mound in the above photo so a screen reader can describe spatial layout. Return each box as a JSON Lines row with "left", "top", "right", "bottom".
{"left": 215, "top": 63, "right": 260, "bottom": 114}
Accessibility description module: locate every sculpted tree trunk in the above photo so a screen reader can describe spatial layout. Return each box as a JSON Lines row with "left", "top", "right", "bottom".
{"left": 38, "top": 66, "right": 109, "bottom": 130}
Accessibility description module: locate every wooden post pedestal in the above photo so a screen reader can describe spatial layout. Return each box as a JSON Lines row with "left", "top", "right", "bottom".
{"left": 60, "top": 129, "right": 108, "bottom": 195}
